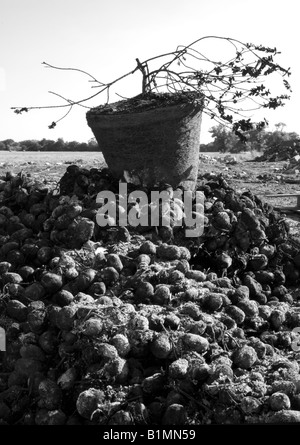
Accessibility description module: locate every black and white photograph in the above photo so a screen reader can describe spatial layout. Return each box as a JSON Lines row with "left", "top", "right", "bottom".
{"left": 1, "top": 0, "right": 300, "bottom": 434}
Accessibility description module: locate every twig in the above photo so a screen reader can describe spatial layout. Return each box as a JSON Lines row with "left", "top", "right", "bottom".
{"left": 11, "top": 35, "right": 291, "bottom": 139}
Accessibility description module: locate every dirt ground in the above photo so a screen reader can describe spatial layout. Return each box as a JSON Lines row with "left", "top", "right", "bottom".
{"left": 0, "top": 151, "right": 106, "bottom": 186}
{"left": 1, "top": 150, "right": 300, "bottom": 233}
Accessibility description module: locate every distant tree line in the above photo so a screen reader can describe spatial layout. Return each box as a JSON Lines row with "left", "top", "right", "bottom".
{"left": 0, "top": 138, "right": 99, "bottom": 152}
{"left": 200, "top": 122, "right": 300, "bottom": 153}
{"left": 2, "top": 124, "right": 299, "bottom": 154}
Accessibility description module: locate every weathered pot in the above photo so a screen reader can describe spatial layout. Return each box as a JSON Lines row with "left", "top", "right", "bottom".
{"left": 86, "top": 92, "right": 203, "bottom": 190}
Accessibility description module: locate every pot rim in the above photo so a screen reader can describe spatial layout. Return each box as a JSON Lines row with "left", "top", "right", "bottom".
{"left": 86, "top": 91, "right": 204, "bottom": 117}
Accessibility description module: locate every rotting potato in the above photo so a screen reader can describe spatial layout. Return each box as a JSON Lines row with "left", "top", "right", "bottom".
{"left": 38, "top": 330, "right": 59, "bottom": 354}
{"left": 38, "top": 379, "right": 62, "bottom": 410}
{"left": 99, "top": 266, "right": 119, "bottom": 286}
{"left": 156, "top": 244, "right": 181, "bottom": 261}
{"left": 0, "top": 261, "right": 12, "bottom": 274}
{"left": 1, "top": 272, "right": 23, "bottom": 285}
{"left": 162, "top": 404, "right": 187, "bottom": 425}
{"left": 103, "top": 357, "right": 129, "bottom": 383}
{"left": 20, "top": 344, "right": 46, "bottom": 362}
{"left": 24, "top": 282, "right": 46, "bottom": 301}
{"left": 186, "top": 270, "right": 206, "bottom": 282}
{"left": 37, "top": 246, "right": 53, "bottom": 264}
{"left": 40, "top": 272, "right": 63, "bottom": 294}
{"left": 169, "top": 358, "right": 189, "bottom": 379}
{"left": 73, "top": 292, "right": 95, "bottom": 305}
{"left": 180, "top": 333, "right": 209, "bottom": 353}
{"left": 110, "top": 334, "right": 131, "bottom": 357}
{"left": 72, "top": 268, "right": 97, "bottom": 292}
{"left": 76, "top": 388, "right": 105, "bottom": 420}
{"left": 18, "top": 265, "right": 35, "bottom": 281}
{"left": 57, "top": 367, "right": 78, "bottom": 391}
{"left": 55, "top": 305, "right": 78, "bottom": 331}
{"left": 150, "top": 333, "right": 172, "bottom": 359}
{"left": 6, "top": 300, "right": 28, "bottom": 322}
{"left": 106, "top": 253, "right": 123, "bottom": 272}
{"left": 139, "top": 240, "right": 156, "bottom": 255}
{"left": 81, "top": 318, "right": 103, "bottom": 337}
{"left": 87, "top": 281, "right": 106, "bottom": 298}
{"left": 152, "top": 285, "right": 171, "bottom": 306}
{"left": 54, "top": 289, "right": 74, "bottom": 306}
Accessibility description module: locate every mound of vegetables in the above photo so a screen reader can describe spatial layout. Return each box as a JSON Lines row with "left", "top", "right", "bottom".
{"left": 2, "top": 166, "right": 300, "bottom": 425}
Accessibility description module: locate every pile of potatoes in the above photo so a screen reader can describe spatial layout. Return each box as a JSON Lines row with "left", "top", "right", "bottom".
{"left": 2, "top": 166, "right": 300, "bottom": 425}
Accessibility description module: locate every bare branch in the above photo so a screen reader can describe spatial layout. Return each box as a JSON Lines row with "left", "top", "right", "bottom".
{"left": 12, "top": 35, "right": 291, "bottom": 136}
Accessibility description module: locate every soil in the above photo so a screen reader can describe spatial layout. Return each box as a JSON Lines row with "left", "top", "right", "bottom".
{"left": 87, "top": 91, "right": 204, "bottom": 115}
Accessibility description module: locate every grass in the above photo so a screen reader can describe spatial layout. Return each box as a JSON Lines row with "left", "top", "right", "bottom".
{"left": 0, "top": 151, "right": 105, "bottom": 166}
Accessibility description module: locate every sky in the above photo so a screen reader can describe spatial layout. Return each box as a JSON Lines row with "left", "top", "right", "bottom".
{"left": 0, "top": 0, "right": 299, "bottom": 144}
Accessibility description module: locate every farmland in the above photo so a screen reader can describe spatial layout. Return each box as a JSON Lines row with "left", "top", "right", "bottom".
{"left": 0, "top": 151, "right": 106, "bottom": 185}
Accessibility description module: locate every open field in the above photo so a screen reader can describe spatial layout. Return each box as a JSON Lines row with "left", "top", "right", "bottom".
{"left": 0, "top": 151, "right": 106, "bottom": 185}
